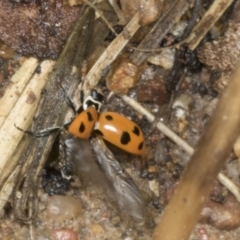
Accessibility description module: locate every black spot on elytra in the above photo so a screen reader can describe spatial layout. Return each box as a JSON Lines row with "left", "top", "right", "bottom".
{"left": 79, "top": 122, "right": 85, "bottom": 133}
{"left": 95, "top": 129, "right": 104, "bottom": 136}
{"left": 105, "top": 115, "right": 113, "bottom": 121}
{"left": 80, "top": 90, "right": 84, "bottom": 104}
{"left": 138, "top": 141, "right": 144, "bottom": 150}
{"left": 120, "top": 131, "right": 131, "bottom": 145}
{"left": 132, "top": 126, "right": 140, "bottom": 136}
{"left": 87, "top": 112, "right": 94, "bottom": 121}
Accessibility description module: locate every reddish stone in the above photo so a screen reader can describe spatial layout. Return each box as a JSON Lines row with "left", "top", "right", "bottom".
{"left": 53, "top": 229, "right": 78, "bottom": 240}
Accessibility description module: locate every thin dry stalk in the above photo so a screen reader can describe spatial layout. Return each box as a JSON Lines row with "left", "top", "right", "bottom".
{"left": 152, "top": 65, "right": 240, "bottom": 240}
{"left": 83, "top": 0, "right": 118, "bottom": 35}
{"left": 0, "top": 58, "right": 38, "bottom": 127}
{"left": 187, "top": 0, "right": 234, "bottom": 50}
{"left": 82, "top": 12, "right": 140, "bottom": 89}
{"left": 108, "top": 0, "right": 127, "bottom": 24}
{"left": 0, "top": 61, "right": 55, "bottom": 212}
{"left": 0, "top": 60, "right": 55, "bottom": 177}
{"left": 0, "top": 166, "right": 20, "bottom": 210}
{"left": 218, "top": 173, "right": 240, "bottom": 201}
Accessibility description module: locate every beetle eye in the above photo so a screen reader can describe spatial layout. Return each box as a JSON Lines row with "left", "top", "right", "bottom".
{"left": 91, "top": 89, "right": 104, "bottom": 103}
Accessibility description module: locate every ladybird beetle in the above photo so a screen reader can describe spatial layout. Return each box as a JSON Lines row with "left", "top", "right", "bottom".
{"left": 95, "top": 112, "right": 146, "bottom": 155}
{"left": 67, "top": 89, "right": 146, "bottom": 155}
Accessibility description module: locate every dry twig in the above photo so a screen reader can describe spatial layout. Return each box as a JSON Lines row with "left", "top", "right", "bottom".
{"left": 0, "top": 58, "right": 38, "bottom": 127}
{"left": 0, "top": 60, "right": 55, "bottom": 210}
{"left": 186, "top": 0, "right": 234, "bottom": 50}
{"left": 152, "top": 65, "right": 240, "bottom": 240}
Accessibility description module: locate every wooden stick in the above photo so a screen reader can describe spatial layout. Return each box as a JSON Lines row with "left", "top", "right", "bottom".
{"left": 152, "top": 65, "right": 240, "bottom": 240}
{"left": 0, "top": 166, "right": 21, "bottom": 210}
{"left": 0, "top": 60, "right": 55, "bottom": 214}
{"left": 0, "top": 58, "right": 38, "bottom": 127}
{"left": 187, "top": 0, "right": 234, "bottom": 50}
{"left": 0, "top": 60, "right": 55, "bottom": 174}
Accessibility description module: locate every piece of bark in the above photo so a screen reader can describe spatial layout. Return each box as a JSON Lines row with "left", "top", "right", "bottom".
{"left": 0, "top": 59, "right": 54, "bottom": 189}
{"left": 11, "top": 7, "right": 94, "bottom": 222}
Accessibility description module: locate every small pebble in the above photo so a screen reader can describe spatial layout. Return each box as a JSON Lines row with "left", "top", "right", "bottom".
{"left": 137, "top": 79, "right": 169, "bottom": 105}
{"left": 148, "top": 165, "right": 156, "bottom": 173}
{"left": 154, "top": 140, "right": 168, "bottom": 165}
{"left": 124, "top": 237, "right": 133, "bottom": 240}
{"left": 110, "top": 215, "right": 121, "bottom": 225}
{"left": 148, "top": 179, "right": 159, "bottom": 197}
{"left": 152, "top": 198, "right": 161, "bottom": 209}
{"left": 200, "top": 194, "right": 240, "bottom": 230}
{"left": 172, "top": 94, "right": 192, "bottom": 119}
{"left": 204, "top": 98, "right": 219, "bottom": 116}
{"left": 147, "top": 48, "right": 175, "bottom": 69}
{"left": 46, "top": 195, "right": 82, "bottom": 222}
{"left": 225, "top": 160, "right": 239, "bottom": 182}
{"left": 106, "top": 57, "right": 145, "bottom": 94}
{"left": 89, "top": 223, "right": 104, "bottom": 235}
{"left": 40, "top": 193, "right": 48, "bottom": 202}
{"left": 0, "top": 42, "right": 14, "bottom": 59}
{"left": 120, "top": 0, "right": 161, "bottom": 26}
{"left": 52, "top": 229, "right": 78, "bottom": 240}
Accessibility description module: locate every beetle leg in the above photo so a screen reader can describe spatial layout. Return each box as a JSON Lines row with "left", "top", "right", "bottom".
{"left": 15, "top": 124, "right": 61, "bottom": 137}
{"left": 58, "top": 83, "right": 79, "bottom": 115}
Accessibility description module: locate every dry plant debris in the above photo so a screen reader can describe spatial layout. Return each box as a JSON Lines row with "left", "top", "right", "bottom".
{"left": 198, "top": 22, "right": 240, "bottom": 90}
{"left": 106, "top": 55, "right": 146, "bottom": 94}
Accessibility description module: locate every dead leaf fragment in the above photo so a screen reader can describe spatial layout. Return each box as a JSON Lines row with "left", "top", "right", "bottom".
{"left": 197, "top": 22, "right": 240, "bottom": 90}
{"left": 106, "top": 56, "right": 146, "bottom": 94}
